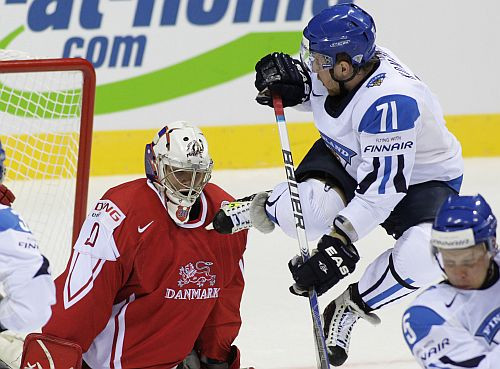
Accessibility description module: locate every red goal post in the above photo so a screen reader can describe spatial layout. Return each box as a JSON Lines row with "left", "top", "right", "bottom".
{"left": 0, "top": 50, "right": 95, "bottom": 276}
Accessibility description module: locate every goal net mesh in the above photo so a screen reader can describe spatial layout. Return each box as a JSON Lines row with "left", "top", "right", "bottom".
{"left": 0, "top": 49, "right": 92, "bottom": 277}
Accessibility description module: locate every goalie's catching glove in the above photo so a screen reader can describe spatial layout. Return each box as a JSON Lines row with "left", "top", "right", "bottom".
{"left": 255, "top": 52, "right": 311, "bottom": 108}
{"left": 0, "top": 185, "right": 14, "bottom": 206}
{"left": 288, "top": 232, "right": 359, "bottom": 297}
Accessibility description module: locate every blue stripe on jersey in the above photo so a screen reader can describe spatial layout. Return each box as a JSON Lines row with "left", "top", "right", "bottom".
{"left": 402, "top": 305, "right": 445, "bottom": 350}
{"left": 265, "top": 188, "right": 288, "bottom": 226}
{"left": 34, "top": 255, "right": 51, "bottom": 278}
{"left": 393, "top": 155, "right": 407, "bottom": 193}
{"left": 366, "top": 278, "right": 415, "bottom": 307}
{"left": 0, "top": 208, "right": 31, "bottom": 233}
{"left": 378, "top": 156, "right": 392, "bottom": 194}
{"left": 357, "top": 157, "right": 380, "bottom": 194}
{"left": 265, "top": 208, "right": 279, "bottom": 226}
{"left": 358, "top": 94, "right": 420, "bottom": 133}
{"left": 445, "top": 175, "right": 463, "bottom": 193}
{"left": 318, "top": 131, "right": 357, "bottom": 165}
{"left": 440, "top": 355, "right": 486, "bottom": 368}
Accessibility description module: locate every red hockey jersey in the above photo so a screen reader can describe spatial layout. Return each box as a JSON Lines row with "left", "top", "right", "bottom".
{"left": 43, "top": 179, "right": 248, "bottom": 369}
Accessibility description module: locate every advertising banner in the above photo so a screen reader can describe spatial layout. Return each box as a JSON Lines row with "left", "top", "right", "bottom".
{"left": 1, "top": 0, "right": 498, "bottom": 173}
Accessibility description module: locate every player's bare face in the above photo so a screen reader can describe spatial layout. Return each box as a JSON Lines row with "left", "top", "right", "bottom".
{"left": 441, "top": 244, "right": 491, "bottom": 289}
{"left": 317, "top": 69, "right": 341, "bottom": 96}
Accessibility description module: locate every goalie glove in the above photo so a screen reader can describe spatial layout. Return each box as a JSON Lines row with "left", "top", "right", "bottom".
{"left": 255, "top": 52, "right": 311, "bottom": 108}
{"left": 288, "top": 232, "right": 359, "bottom": 297}
{"left": 0, "top": 185, "right": 14, "bottom": 206}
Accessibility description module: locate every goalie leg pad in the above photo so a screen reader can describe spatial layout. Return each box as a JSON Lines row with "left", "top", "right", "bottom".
{"left": 21, "top": 333, "right": 82, "bottom": 369}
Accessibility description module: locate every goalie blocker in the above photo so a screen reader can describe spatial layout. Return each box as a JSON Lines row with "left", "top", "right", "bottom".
{"left": 21, "top": 333, "right": 82, "bottom": 369}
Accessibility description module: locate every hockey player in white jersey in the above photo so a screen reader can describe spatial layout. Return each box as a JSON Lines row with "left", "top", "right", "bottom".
{"left": 0, "top": 139, "right": 55, "bottom": 332}
{"left": 403, "top": 194, "right": 500, "bottom": 368}
{"left": 211, "top": 3, "right": 464, "bottom": 366}
{"left": 0, "top": 139, "right": 56, "bottom": 367}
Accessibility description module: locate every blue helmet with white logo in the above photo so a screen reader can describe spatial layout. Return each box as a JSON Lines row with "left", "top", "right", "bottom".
{"left": 431, "top": 194, "right": 497, "bottom": 253}
{"left": 0, "top": 139, "right": 5, "bottom": 184}
{"left": 302, "top": 3, "right": 376, "bottom": 68}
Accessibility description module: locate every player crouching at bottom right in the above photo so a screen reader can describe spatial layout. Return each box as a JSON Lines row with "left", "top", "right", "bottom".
{"left": 402, "top": 194, "right": 500, "bottom": 368}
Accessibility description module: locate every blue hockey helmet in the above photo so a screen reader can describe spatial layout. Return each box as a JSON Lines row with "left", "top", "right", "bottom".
{"left": 301, "top": 3, "right": 376, "bottom": 72}
{"left": 0, "top": 139, "right": 5, "bottom": 184}
{"left": 431, "top": 194, "right": 497, "bottom": 254}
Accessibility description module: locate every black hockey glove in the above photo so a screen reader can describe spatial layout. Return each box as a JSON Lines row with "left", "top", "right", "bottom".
{"left": 288, "top": 234, "right": 360, "bottom": 297}
{"left": 177, "top": 346, "right": 242, "bottom": 369}
{"left": 255, "top": 52, "right": 311, "bottom": 108}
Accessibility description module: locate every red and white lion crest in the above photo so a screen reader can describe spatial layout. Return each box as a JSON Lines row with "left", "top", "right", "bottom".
{"left": 178, "top": 261, "right": 216, "bottom": 287}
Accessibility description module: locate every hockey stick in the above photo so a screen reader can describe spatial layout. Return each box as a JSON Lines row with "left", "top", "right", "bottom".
{"left": 271, "top": 92, "right": 330, "bottom": 369}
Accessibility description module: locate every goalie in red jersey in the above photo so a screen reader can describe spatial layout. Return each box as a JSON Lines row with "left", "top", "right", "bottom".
{"left": 20, "top": 121, "right": 250, "bottom": 369}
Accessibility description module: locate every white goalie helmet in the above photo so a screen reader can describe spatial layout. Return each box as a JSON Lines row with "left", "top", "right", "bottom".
{"left": 145, "top": 121, "right": 213, "bottom": 224}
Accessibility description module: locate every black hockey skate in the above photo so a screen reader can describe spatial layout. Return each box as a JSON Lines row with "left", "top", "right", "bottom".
{"left": 323, "top": 284, "right": 381, "bottom": 366}
{"left": 210, "top": 192, "right": 274, "bottom": 235}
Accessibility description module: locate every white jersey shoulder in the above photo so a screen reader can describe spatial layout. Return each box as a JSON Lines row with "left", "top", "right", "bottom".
{"left": 311, "top": 46, "right": 463, "bottom": 185}
{"left": 403, "top": 254, "right": 500, "bottom": 368}
{"left": 0, "top": 205, "right": 40, "bottom": 268}
{"left": 309, "top": 46, "right": 463, "bottom": 238}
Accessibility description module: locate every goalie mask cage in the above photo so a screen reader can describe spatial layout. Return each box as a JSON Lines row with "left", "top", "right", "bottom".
{"left": 0, "top": 50, "right": 95, "bottom": 277}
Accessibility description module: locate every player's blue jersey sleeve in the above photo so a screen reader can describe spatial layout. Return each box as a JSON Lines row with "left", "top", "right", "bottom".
{"left": 0, "top": 207, "right": 32, "bottom": 233}
{"left": 359, "top": 94, "right": 420, "bottom": 134}
{"left": 402, "top": 305, "right": 445, "bottom": 351}
{"left": 402, "top": 305, "right": 500, "bottom": 369}
{"left": 339, "top": 94, "right": 419, "bottom": 239}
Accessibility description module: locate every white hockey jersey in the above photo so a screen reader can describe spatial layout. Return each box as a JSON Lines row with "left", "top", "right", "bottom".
{"left": 304, "top": 46, "right": 463, "bottom": 239}
{"left": 0, "top": 204, "right": 55, "bottom": 332}
{"left": 402, "top": 254, "right": 500, "bottom": 368}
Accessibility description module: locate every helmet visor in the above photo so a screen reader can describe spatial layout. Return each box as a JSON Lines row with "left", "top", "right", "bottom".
{"left": 432, "top": 242, "right": 489, "bottom": 268}
{"left": 300, "top": 38, "right": 334, "bottom": 73}
{"left": 162, "top": 163, "right": 212, "bottom": 203}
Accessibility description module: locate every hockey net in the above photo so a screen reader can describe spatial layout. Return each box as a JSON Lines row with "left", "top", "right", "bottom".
{"left": 0, "top": 49, "right": 95, "bottom": 277}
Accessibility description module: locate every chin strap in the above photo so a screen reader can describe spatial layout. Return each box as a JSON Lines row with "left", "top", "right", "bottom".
{"left": 480, "top": 259, "right": 499, "bottom": 289}
{"left": 329, "top": 65, "right": 359, "bottom": 96}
